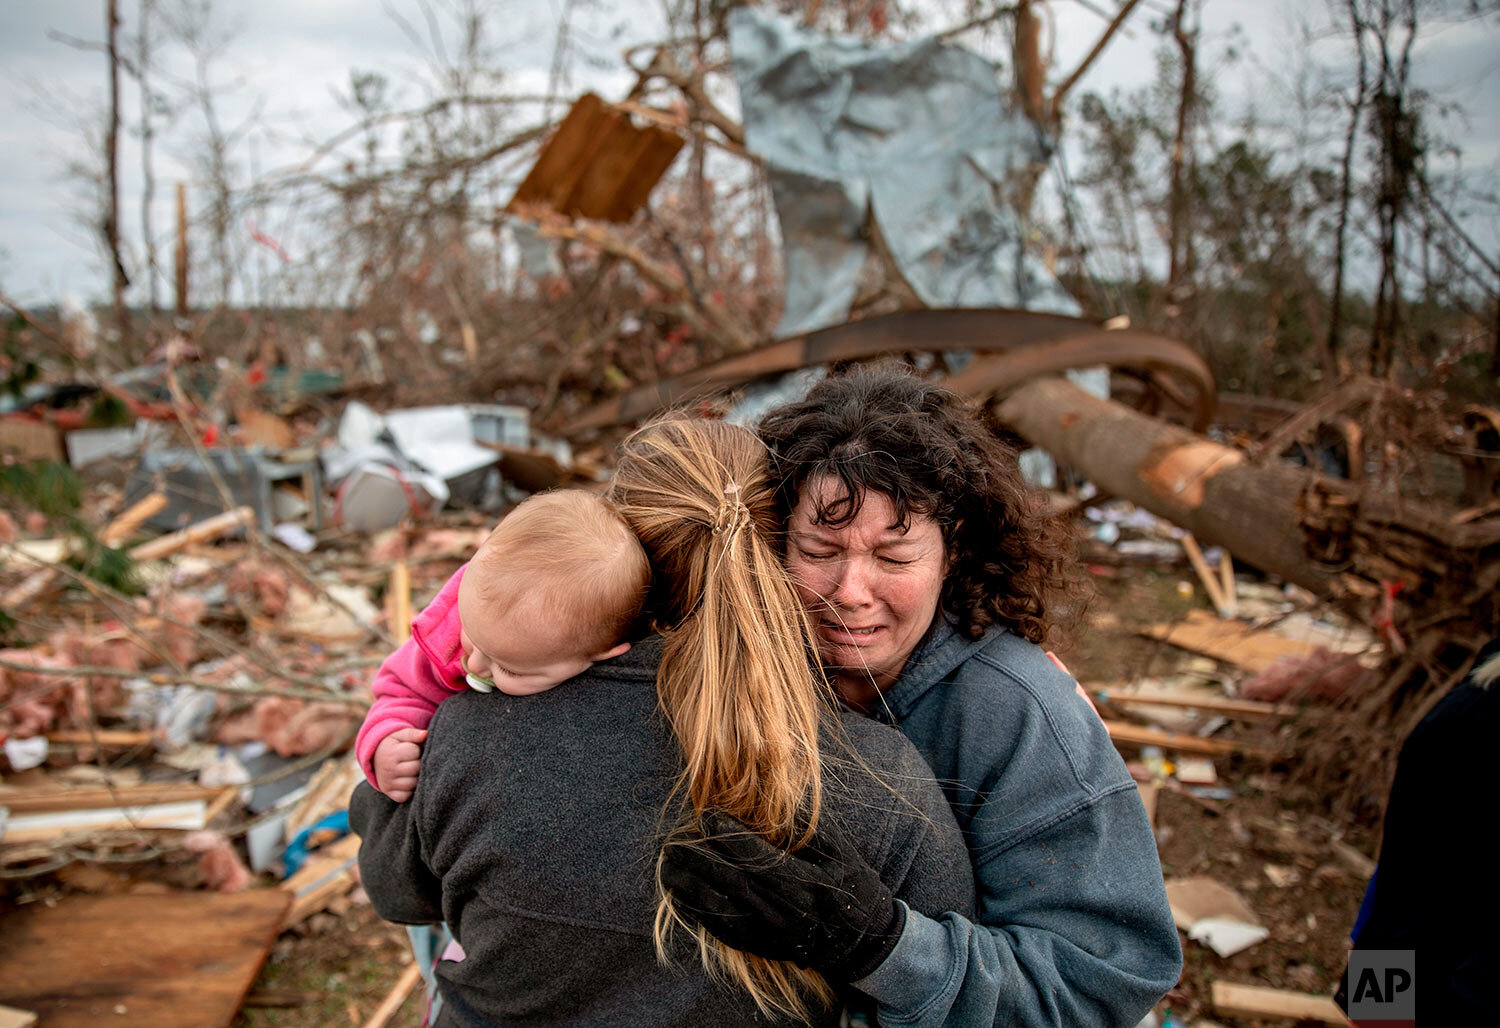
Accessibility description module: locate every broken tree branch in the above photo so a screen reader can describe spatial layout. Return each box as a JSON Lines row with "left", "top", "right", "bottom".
{"left": 632, "top": 47, "right": 745, "bottom": 146}
{"left": 538, "top": 218, "right": 755, "bottom": 351}
{"left": 1050, "top": 0, "right": 1145, "bottom": 117}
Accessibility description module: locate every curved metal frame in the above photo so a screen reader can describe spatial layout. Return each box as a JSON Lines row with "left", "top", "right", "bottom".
{"left": 560, "top": 308, "right": 1215, "bottom": 434}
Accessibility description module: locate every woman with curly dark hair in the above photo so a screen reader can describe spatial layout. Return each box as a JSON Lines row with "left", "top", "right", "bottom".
{"left": 663, "top": 367, "right": 1182, "bottom": 1027}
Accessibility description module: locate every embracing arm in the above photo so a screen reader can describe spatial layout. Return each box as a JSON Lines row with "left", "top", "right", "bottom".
{"left": 354, "top": 566, "right": 469, "bottom": 787}
{"left": 853, "top": 783, "right": 1181, "bottom": 1027}
{"left": 349, "top": 780, "right": 444, "bottom": 925}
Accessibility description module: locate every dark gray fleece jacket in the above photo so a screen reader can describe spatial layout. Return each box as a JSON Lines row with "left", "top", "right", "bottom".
{"left": 350, "top": 636, "right": 975, "bottom": 1028}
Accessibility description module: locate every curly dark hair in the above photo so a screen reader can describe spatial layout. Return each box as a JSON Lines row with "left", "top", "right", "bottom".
{"left": 757, "top": 365, "right": 1083, "bottom": 645}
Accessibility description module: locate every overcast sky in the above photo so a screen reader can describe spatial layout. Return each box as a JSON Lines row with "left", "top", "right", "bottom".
{"left": 1, "top": 0, "right": 1496, "bottom": 307}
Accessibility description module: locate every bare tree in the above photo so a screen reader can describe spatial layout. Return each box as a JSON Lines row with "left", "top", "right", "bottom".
{"left": 136, "top": 0, "right": 162, "bottom": 314}
{"left": 159, "top": 0, "right": 256, "bottom": 308}
{"left": 1163, "top": 0, "right": 1200, "bottom": 335}
{"left": 105, "top": 0, "right": 131, "bottom": 345}
{"left": 1326, "top": 0, "right": 1370, "bottom": 382}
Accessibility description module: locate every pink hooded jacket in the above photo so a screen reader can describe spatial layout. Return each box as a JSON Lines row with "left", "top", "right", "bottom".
{"left": 355, "top": 564, "right": 469, "bottom": 788}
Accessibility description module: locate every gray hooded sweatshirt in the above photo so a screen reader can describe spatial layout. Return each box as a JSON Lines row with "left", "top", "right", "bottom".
{"left": 350, "top": 635, "right": 976, "bottom": 1028}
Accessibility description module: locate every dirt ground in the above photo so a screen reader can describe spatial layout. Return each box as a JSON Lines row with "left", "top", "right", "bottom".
{"left": 231, "top": 904, "right": 425, "bottom": 1028}
{"left": 229, "top": 564, "right": 1374, "bottom": 1027}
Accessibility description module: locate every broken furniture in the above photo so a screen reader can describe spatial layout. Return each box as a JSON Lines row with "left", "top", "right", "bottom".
{"left": 125, "top": 446, "right": 323, "bottom": 535}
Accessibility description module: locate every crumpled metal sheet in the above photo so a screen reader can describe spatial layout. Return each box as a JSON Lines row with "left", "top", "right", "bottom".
{"left": 729, "top": 7, "right": 1081, "bottom": 335}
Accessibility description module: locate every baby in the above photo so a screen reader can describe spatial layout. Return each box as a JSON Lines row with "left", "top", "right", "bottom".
{"left": 356, "top": 490, "right": 651, "bottom": 801}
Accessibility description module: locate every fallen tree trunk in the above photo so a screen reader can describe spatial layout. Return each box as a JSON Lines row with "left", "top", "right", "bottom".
{"left": 993, "top": 376, "right": 1342, "bottom": 595}
{"left": 995, "top": 375, "right": 1500, "bottom": 813}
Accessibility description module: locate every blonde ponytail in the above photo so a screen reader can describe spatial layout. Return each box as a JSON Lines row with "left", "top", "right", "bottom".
{"left": 609, "top": 417, "right": 837, "bottom": 1022}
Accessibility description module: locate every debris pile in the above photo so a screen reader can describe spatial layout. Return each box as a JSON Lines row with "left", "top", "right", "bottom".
{"left": 0, "top": 363, "right": 603, "bottom": 1023}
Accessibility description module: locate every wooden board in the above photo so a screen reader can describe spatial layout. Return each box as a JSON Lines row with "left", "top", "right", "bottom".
{"left": 1104, "top": 720, "right": 1277, "bottom": 759}
{"left": 0, "top": 799, "right": 206, "bottom": 845}
{"left": 0, "top": 783, "right": 231, "bottom": 815}
{"left": 1140, "top": 609, "right": 1323, "bottom": 673}
{"left": 1093, "top": 689, "right": 1291, "bottom": 720}
{"left": 0, "top": 890, "right": 291, "bottom": 1028}
{"left": 1210, "top": 981, "right": 1348, "bottom": 1025}
{"left": 507, "top": 92, "right": 685, "bottom": 223}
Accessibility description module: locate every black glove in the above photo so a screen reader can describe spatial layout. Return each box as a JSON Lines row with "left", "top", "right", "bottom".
{"left": 660, "top": 809, "right": 906, "bottom": 983}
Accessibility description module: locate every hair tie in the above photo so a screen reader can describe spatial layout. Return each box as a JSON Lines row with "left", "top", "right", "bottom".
{"left": 712, "top": 482, "right": 752, "bottom": 536}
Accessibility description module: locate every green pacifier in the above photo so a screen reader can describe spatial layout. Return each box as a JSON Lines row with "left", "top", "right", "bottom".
{"left": 466, "top": 673, "right": 496, "bottom": 692}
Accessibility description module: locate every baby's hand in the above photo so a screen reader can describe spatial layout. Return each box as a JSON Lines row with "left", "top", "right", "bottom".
{"left": 373, "top": 728, "right": 428, "bottom": 802}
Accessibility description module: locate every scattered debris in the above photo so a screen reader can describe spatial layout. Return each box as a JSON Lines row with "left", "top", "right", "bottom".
{"left": 279, "top": 831, "right": 362, "bottom": 931}
{"left": 1166, "top": 877, "right": 1270, "bottom": 958}
{"left": 1141, "top": 609, "right": 1374, "bottom": 675}
{"left": 1240, "top": 649, "right": 1369, "bottom": 704}
{"left": 1174, "top": 758, "right": 1218, "bottom": 786}
{"left": 1104, "top": 720, "right": 1276, "bottom": 760}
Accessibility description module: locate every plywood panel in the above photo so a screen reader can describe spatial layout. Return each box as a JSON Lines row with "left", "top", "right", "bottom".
{"left": 1141, "top": 609, "right": 1323, "bottom": 673}
{"left": 0, "top": 890, "right": 291, "bottom": 1028}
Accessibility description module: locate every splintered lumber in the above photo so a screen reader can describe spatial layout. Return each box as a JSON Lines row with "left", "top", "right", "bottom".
{"left": 1180, "top": 534, "right": 1231, "bottom": 615}
{"left": 1140, "top": 610, "right": 1324, "bottom": 673}
{"left": 0, "top": 890, "right": 291, "bottom": 1028}
{"left": 3, "top": 493, "right": 170, "bottom": 611}
{"left": 128, "top": 505, "right": 254, "bottom": 562}
{"left": 1103, "top": 720, "right": 1277, "bottom": 759}
{"left": 100, "top": 492, "right": 169, "bottom": 545}
{"left": 1210, "top": 982, "right": 1348, "bottom": 1025}
{"left": 280, "top": 831, "right": 362, "bottom": 929}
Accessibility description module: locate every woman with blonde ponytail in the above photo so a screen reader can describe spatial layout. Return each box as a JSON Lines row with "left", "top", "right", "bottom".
{"left": 352, "top": 416, "right": 973, "bottom": 1028}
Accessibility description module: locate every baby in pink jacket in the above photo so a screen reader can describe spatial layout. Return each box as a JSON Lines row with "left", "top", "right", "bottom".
{"left": 356, "top": 490, "right": 651, "bottom": 801}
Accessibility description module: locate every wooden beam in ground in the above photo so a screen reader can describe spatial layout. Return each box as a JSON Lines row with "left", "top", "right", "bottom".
{"left": 360, "top": 963, "right": 424, "bottom": 1028}
{"left": 1210, "top": 982, "right": 1348, "bottom": 1025}
{"left": 387, "top": 562, "right": 411, "bottom": 645}
{"left": 1103, "top": 720, "right": 1278, "bottom": 759}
